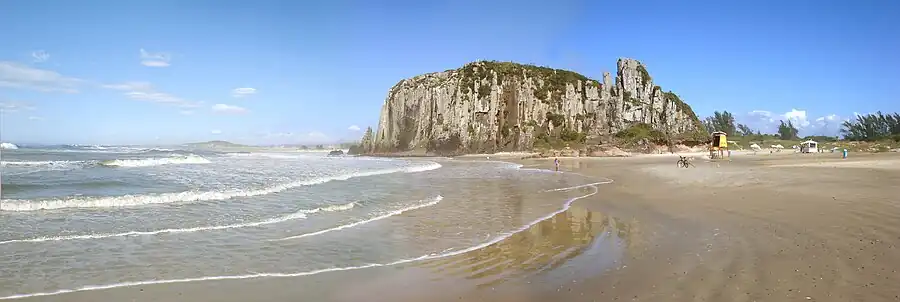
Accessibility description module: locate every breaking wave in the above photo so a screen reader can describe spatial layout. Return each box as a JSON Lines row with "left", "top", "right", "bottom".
{"left": 0, "top": 160, "right": 82, "bottom": 167}
{"left": 272, "top": 195, "right": 443, "bottom": 241}
{"left": 0, "top": 162, "right": 443, "bottom": 211}
{"left": 0, "top": 202, "right": 356, "bottom": 245}
{"left": 0, "top": 180, "right": 609, "bottom": 301}
{"left": 1, "top": 154, "right": 209, "bottom": 172}
{"left": 98, "top": 154, "right": 211, "bottom": 167}
{"left": 0, "top": 142, "right": 18, "bottom": 150}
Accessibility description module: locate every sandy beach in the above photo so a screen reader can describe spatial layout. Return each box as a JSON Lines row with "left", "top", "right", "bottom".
{"left": 11, "top": 151, "right": 900, "bottom": 302}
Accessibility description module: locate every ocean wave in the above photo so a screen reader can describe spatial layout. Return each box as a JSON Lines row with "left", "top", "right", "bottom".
{"left": 0, "top": 142, "right": 18, "bottom": 150}
{"left": 98, "top": 154, "right": 211, "bottom": 167}
{"left": 0, "top": 160, "right": 83, "bottom": 167}
{"left": 38, "top": 145, "right": 176, "bottom": 154}
{"left": 272, "top": 195, "right": 443, "bottom": 241}
{"left": 0, "top": 181, "right": 608, "bottom": 301}
{"left": 0, "top": 160, "right": 89, "bottom": 175}
{"left": 0, "top": 202, "right": 356, "bottom": 245}
{"left": 0, "top": 162, "right": 443, "bottom": 211}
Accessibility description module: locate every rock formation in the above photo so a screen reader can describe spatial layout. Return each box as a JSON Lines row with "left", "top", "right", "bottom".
{"left": 363, "top": 58, "right": 705, "bottom": 155}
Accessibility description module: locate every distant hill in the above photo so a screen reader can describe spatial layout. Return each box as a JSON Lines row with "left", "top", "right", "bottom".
{"left": 184, "top": 140, "right": 247, "bottom": 148}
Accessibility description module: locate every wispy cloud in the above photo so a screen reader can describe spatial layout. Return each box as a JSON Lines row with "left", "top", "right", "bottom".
{"left": 179, "top": 110, "right": 194, "bottom": 115}
{"left": 102, "top": 81, "right": 153, "bottom": 91}
{"left": 211, "top": 103, "right": 248, "bottom": 114}
{"left": 28, "top": 116, "right": 44, "bottom": 121}
{"left": 0, "top": 101, "right": 36, "bottom": 114}
{"left": 103, "top": 81, "right": 202, "bottom": 108}
{"left": 231, "top": 87, "right": 257, "bottom": 98}
{"left": 139, "top": 48, "right": 172, "bottom": 67}
{"left": 31, "top": 50, "right": 50, "bottom": 63}
{"left": 307, "top": 131, "right": 328, "bottom": 140}
{"left": 0, "top": 61, "right": 81, "bottom": 93}
{"left": 347, "top": 125, "right": 361, "bottom": 131}
{"left": 211, "top": 129, "right": 222, "bottom": 135}
{"left": 264, "top": 132, "right": 294, "bottom": 138}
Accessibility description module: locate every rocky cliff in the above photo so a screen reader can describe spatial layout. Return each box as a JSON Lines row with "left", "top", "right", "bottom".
{"left": 362, "top": 58, "right": 705, "bottom": 155}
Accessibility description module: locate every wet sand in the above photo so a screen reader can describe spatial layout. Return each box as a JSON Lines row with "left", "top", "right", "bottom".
{"left": 10, "top": 152, "right": 900, "bottom": 301}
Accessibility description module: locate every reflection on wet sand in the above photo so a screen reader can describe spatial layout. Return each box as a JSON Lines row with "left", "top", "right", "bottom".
{"left": 415, "top": 206, "right": 632, "bottom": 288}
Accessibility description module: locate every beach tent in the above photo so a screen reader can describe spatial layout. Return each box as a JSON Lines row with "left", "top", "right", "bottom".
{"left": 800, "top": 140, "right": 818, "bottom": 153}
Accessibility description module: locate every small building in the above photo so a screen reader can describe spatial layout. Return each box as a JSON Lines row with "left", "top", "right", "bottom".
{"left": 800, "top": 140, "right": 818, "bottom": 154}
{"left": 709, "top": 131, "right": 728, "bottom": 159}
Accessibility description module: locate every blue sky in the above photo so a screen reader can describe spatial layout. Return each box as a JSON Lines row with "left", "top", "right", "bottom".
{"left": 1, "top": 0, "right": 898, "bottom": 145}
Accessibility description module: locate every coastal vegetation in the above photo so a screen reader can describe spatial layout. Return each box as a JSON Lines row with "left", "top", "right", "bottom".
{"left": 697, "top": 110, "right": 899, "bottom": 153}
{"left": 840, "top": 112, "right": 900, "bottom": 142}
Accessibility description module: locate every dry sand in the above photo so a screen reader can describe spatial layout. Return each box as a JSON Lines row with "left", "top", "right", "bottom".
{"left": 396, "top": 151, "right": 900, "bottom": 302}
{"left": 480, "top": 151, "right": 900, "bottom": 302}
{"left": 14, "top": 152, "right": 900, "bottom": 302}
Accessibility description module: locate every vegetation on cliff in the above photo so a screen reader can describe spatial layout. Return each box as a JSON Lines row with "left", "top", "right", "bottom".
{"left": 458, "top": 60, "right": 600, "bottom": 105}
{"left": 367, "top": 58, "right": 707, "bottom": 155}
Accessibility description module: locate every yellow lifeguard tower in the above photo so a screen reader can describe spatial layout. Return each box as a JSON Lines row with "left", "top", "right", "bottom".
{"left": 709, "top": 131, "right": 728, "bottom": 159}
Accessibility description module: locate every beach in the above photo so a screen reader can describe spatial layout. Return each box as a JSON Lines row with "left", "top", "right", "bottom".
{"left": 3, "top": 148, "right": 899, "bottom": 301}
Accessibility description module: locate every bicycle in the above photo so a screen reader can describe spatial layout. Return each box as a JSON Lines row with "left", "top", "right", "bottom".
{"left": 676, "top": 155, "right": 695, "bottom": 168}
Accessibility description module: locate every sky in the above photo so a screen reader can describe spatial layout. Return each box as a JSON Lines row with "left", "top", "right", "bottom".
{"left": 1, "top": 0, "right": 898, "bottom": 145}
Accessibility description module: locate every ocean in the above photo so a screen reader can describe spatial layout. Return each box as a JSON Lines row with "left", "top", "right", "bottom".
{"left": 0, "top": 145, "right": 615, "bottom": 300}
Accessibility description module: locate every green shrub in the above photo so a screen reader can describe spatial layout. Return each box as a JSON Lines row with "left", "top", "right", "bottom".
{"left": 615, "top": 123, "right": 666, "bottom": 144}
{"left": 560, "top": 129, "right": 587, "bottom": 143}
{"left": 545, "top": 112, "right": 566, "bottom": 127}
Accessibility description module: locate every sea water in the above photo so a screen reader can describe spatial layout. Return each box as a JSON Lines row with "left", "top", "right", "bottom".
{"left": 0, "top": 145, "right": 609, "bottom": 299}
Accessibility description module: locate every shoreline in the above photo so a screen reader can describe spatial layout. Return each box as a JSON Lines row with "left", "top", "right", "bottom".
{"left": 6, "top": 152, "right": 900, "bottom": 301}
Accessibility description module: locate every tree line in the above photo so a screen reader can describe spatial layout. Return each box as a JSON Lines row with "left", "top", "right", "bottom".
{"left": 840, "top": 112, "right": 900, "bottom": 142}
{"left": 702, "top": 110, "right": 804, "bottom": 140}
{"left": 702, "top": 110, "right": 900, "bottom": 142}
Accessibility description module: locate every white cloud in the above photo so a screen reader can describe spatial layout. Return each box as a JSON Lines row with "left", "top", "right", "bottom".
{"left": 738, "top": 109, "right": 844, "bottom": 136}
{"left": 748, "top": 110, "right": 774, "bottom": 121}
{"left": 212, "top": 103, "right": 248, "bottom": 114}
{"left": 264, "top": 132, "right": 294, "bottom": 138}
{"left": 0, "top": 61, "right": 81, "bottom": 93}
{"left": 0, "top": 101, "right": 36, "bottom": 114}
{"left": 28, "top": 116, "right": 43, "bottom": 121}
{"left": 31, "top": 50, "right": 50, "bottom": 63}
{"left": 347, "top": 125, "right": 361, "bottom": 131}
{"left": 103, "top": 81, "right": 202, "bottom": 108}
{"left": 211, "top": 129, "right": 222, "bottom": 135}
{"left": 781, "top": 109, "right": 810, "bottom": 128}
{"left": 232, "top": 87, "right": 257, "bottom": 97}
{"left": 139, "top": 48, "right": 172, "bottom": 67}
{"left": 179, "top": 110, "right": 194, "bottom": 115}
{"left": 102, "top": 81, "right": 153, "bottom": 91}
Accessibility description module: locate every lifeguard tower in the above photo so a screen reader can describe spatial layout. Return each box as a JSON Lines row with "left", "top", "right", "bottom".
{"left": 800, "top": 140, "right": 818, "bottom": 153}
{"left": 709, "top": 131, "right": 728, "bottom": 159}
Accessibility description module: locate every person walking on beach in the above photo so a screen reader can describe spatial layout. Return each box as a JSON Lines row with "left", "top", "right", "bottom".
{"left": 554, "top": 157, "right": 560, "bottom": 171}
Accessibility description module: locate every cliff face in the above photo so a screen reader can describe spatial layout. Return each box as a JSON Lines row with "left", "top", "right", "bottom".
{"left": 364, "top": 58, "right": 704, "bottom": 155}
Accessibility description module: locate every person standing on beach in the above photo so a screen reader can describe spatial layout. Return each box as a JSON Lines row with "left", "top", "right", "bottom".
{"left": 554, "top": 157, "right": 560, "bottom": 171}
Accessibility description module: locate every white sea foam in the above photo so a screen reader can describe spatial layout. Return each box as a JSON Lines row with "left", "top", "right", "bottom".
{"left": 98, "top": 154, "right": 211, "bottom": 167}
{"left": 0, "top": 160, "right": 87, "bottom": 175}
{"left": 0, "top": 162, "right": 442, "bottom": 211}
{"left": 272, "top": 195, "right": 444, "bottom": 241}
{"left": 0, "top": 202, "right": 356, "bottom": 245}
{"left": 0, "top": 160, "right": 82, "bottom": 167}
{"left": 0, "top": 142, "right": 18, "bottom": 150}
{"left": 0, "top": 180, "right": 610, "bottom": 301}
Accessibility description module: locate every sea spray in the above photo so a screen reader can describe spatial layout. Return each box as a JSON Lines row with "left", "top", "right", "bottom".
{"left": 0, "top": 162, "right": 443, "bottom": 211}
